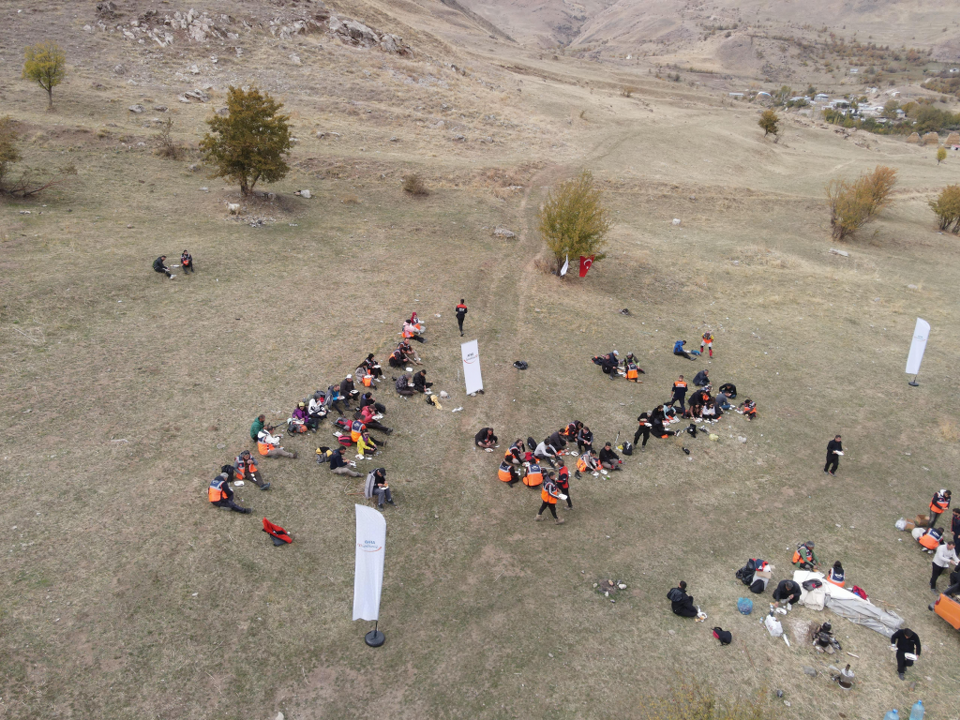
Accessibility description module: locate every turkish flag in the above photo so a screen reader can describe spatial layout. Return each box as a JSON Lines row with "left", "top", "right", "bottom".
{"left": 579, "top": 255, "right": 595, "bottom": 278}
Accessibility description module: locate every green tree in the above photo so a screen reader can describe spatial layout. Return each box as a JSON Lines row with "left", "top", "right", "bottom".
{"left": 930, "top": 185, "right": 960, "bottom": 231}
{"left": 937, "top": 147, "right": 948, "bottom": 164}
{"left": 22, "top": 41, "right": 66, "bottom": 109}
{"left": 538, "top": 170, "right": 611, "bottom": 277}
{"left": 758, "top": 109, "right": 780, "bottom": 137}
{"left": 200, "top": 86, "right": 292, "bottom": 196}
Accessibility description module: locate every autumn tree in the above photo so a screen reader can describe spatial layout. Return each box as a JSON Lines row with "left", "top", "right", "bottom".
{"left": 22, "top": 41, "right": 66, "bottom": 109}
{"left": 826, "top": 165, "right": 897, "bottom": 240}
{"left": 538, "top": 170, "right": 611, "bottom": 277}
{"left": 937, "top": 147, "right": 947, "bottom": 165}
{"left": 200, "top": 86, "right": 292, "bottom": 196}
{"left": 758, "top": 109, "right": 780, "bottom": 137}
{"left": 930, "top": 185, "right": 960, "bottom": 232}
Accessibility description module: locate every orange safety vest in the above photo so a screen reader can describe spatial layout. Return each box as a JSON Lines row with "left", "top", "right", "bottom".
{"left": 498, "top": 463, "right": 513, "bottom": 483}
{"left": 576, "top": 456, "right": 589, "bottom": 472}
{"left": 402, "top": 326, "right": 414, "bottom": 339}
{"left": 257, "top": 441, "right": 274, "bottom": 456}
{"left": 919, "top": 532, "right": 941, "bottom": 550}
{"left": 208, "top": 478, "right": 227, "bottom": 503}
{"left": 523, "top": 464, "right": 543, "bottom": 487}
{"left": 351, "top": 420, "right": 365, "bottom": 443}
{"left": 626, "top": 364, "right": 638, "bottom": 380}
{"left": 826, "top": 571, "right": 845, "bottom": 588}
{"left": 674, "top": 380, "right": 687, "bottom": 390}
{"left": 931, "top": 495, "right": 949, "bottom": 515}
{"left": 541, "top": 487, "right": 557, "bottom": 504}
{"left": 702, "top": 333, "right": 712, "bottom": 343}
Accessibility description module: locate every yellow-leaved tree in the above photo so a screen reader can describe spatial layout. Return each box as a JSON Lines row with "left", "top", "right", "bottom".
{"left": 23, "top": 42, "right": 67, "bottom": 109}
{"left": 538, "top": 170, "right": 612, "bottom": 277}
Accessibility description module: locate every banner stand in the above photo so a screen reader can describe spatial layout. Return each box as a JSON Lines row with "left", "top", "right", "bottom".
{"left": 909, "top": 374, "right": 919, "bottom": 388}
{"left": 365, "top": 620, "right": 385, "bottom": 647}
{"left": 905, "top": 318, "right": 930, "bottom": 388}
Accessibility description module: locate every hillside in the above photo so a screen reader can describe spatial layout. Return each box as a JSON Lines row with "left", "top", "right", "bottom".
{"left": 2, "top": 1, "right": 960, "bottom": 719}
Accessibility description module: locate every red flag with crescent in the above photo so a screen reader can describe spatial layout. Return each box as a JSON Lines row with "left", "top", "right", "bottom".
{"left": 579, "top": 255, "right": 595, "bottom": 278}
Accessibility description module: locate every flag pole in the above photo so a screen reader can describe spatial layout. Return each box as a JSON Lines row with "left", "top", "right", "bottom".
{"left": 365, "top": 620, "right": 385, "bottom": 647}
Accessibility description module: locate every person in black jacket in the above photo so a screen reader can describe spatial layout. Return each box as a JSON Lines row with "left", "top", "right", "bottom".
{"left": 592, "top": 351, "right": 620, "bottom": 378}
{"left": 153, "top": 255, "right": 175, "bottom": 279}
{"left": 475, "top": 427, "right": 498, "bottom": 448}
{"left": 180, "top": 250, "right": 194, "bottom": 274}
{"left": 413, "top": 370, "right": 432, "bottom": 393}
{"left": 952, "top": 508, "right": 960, "bottom": 541}
{"left": 455, "top": 299, "right": 468, "bottom": 336}
{"left": 208, "top": 466, "right": 251, "bottom": 513}
{"left": 693, "top": 369, "right": 710, "bottom": 387}
{"left": 328, "top": 447, "right": 361, "bottom": 477}
{"left": 667, "top": 581, "right": 698, "bottom": 617}
{"left": 890, "top": 628, "right": 921, "bottom": 680}
{"left": 772, "top": 579, "right": 801, "bottom": 606}
{"left": 634, "top": 413, "right": 652, "bottom": 450}
{"left": 576, "top": 425, "right": 594, "bottom": 453}
{"left": 718, "top": 382, "right": 737, "bottom": 399}
{"left": 824, "top": 435, "right": 843, "bottom": 475}
{"left": 598, "top": 442, "right": 622, "bottom": 471}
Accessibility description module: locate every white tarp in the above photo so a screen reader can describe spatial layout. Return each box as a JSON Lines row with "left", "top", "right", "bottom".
{"left": 461, "top": 339, "right": 483, "bottom": 395}
{"left": 905, "top": 317, "right": 930, "bottom": 375}
{"left": 352, "top": 504, "right": 386, "bottom": 621}
{"left": 793, "top": 571, "right": 903, "bottom": 638}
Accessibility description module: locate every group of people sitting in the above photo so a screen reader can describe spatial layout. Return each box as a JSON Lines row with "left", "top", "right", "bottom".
{"left": 591, "top": 351, "right": 646, "bottom": 381}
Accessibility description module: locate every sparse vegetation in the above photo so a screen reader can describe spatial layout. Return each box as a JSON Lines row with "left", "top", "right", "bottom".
{"left": 620, "top": 86, "right": 637, "bottom": 98}
{"left": 22, "top": 41, "right": 66, "bottom": 109}
{"left": 938, "top": 147, "right": 948, "bottom": 165}
{"left": 758, "top": 109, "right": 780, "bottom": 137}
{"left": 827, "top": 165, "right": 897, "bottom": 240}
{"left": 200, "top": 86, "right": 291, "bottom": 196}
{"left": 538, "top": 170, "right": 611, "bottom": 276}
{"left": 930, "top": 185, "right": 960, "bottom": 231}
{"left": 0, "top": 115, "right": 75, "bottom": 197}
{"left": 154, "top": 118, "right": 183, "bottom": 160}
{"left": 641, "top": 681, "right": 773, "bottom": 720}
{"left": 402, "top": 173, "right": 429, "bottom": 196}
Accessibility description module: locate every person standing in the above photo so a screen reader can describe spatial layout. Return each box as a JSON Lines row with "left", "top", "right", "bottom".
{"left": 889, "top": 628, "right": 921, "bottom": 680}
{"left": 668, "top": 375, "right": 689, "bottom": 412}
{"left": 556, "top": 463, "right": 573, "bottom": 510}
{"left": 153, "top": 255, "right": 175, "bottom": 279}
{"left": 455, "top": 299, "right": 468, "bottom": 337}
{"left": 931, "top": 540, "right": 958, "bottom": 590}
{"left": 634, "top": 412, "right": 652, "bottom": 451}
{"left": 824, "top": 435, "right": 843, "bottom": 476}
{"left": 535, "top": 472, "right": 565, "bottom": 524}
{"left": 929, "top": 489, "right": 952, "bottom": 528}
{"left": 180, "top": 250, "right": 194, "bottom": 274}
{"left": 700, "top": 331, "right": 714, "bottom": 358}
{"left": 208, "top": 466, "right": 251, "bottom": 514}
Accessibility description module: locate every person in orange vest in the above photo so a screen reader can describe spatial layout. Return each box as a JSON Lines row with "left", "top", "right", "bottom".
{"left": 257, "top": 426, "right": 297, "bottom": 459}
{"left": 234, "top": 450, "right": 270, "bottom": 490}
{"left": 208, "top": 466, "right": 251, "bottom": 513}
{"left": 792, "top": 541, "right": 820, "bottom": 570}
{"left": 523, "top": 460, "right": 544, "bottom": 487}
{"left": 739, "top": 398, "right": 757, "bottom": 421}
{"left": 700, "top": 331, "right": 714, "bottom": 358}
{"left": 555, "top": 463, "right": 573, "bottom": 510}
{"left": 929, "top": 489, "right": 952, "bottom": 528}
{"left": 826, "top": 561, "right": 845, "bottom": 587}
{"left": 624, "top": 353, "right": 644, "bottom": 382}
{"left": 668, "top": 375, "right": 689, "bottom": 412}
{"left": 535, "top": 472, "right": 565, "bottom": 524}
{"left": 455, "top": 299, "right": 468, "bottom": 337}
{"left": 575, "top": 449, "right": 598, "bottom": 478}
{"left": 403, "top": 318, "right": 425, "bottom": 343}
{"left": 505, "top": 439, "right": 525, "bottom": 466}
{"left": 498, "top": 458, "right": 519, "bottom": 486}
{"left": 914, "top": 525, "right": 944, "bottom": 552}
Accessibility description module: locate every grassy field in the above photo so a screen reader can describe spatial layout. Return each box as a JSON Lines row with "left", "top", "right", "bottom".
{"left": 2, "top": 2, "right": 960, "bottom": 719}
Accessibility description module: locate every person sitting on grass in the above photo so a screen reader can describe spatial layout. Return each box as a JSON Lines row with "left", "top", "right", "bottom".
{"left": 592, "top": 351, "right": 620, "bottom": 378}
{"left": 792, "top": 541, "right": 820, "bottom": 571}
{"left": 356, "top": 430, "right": 383, "bottom": 459}
{"left": 739, "top": 399, "right": 757, "bottom": 420}
{"left": 395, "top": 374, "right": 415, "bottom": 397}
{"left": 534, "top": 438, "right": 560, "bottom": 468}
{"left": 403, "top": 318, "right": 425, "bottom": 344}
{"left": 577, "top": 424, "right": 594, "bottom": 454}
{"left": 413, "top": 370, "right": 433, "bottom": 393}
{"left": 772, "top": 579, "right": 802, "bottom": 607}
{"left": 505, "top": 439, "right": 525, "bottom": 466}
{"left": 624, "top": 353, "right": 644, "bottom": 382}
{"left": 308, "top": 392, "right": 329, "bottom": 425}
{"left": 575, "top": 449, "right": 598, "bottom": 478}
{"left": 153, "top": 255, "right": 175, "bottom": 279}
{"left": 180, "top": 249, "right": 193, "bottom": 274}
{"left": 667, "top": 581, "right": 698, "bottom": 618}
{"left": 208, "top": 466, "right": 251, "bottom": 514}
{"left": 693, "top": 369, "right": 710, "bottom": 387}
{"left": 715, "top": 388, "right": 733, "bottom": 411}
{"left": 370, "top": 468, "right": 395, "bottom": 509}
{"left": 598, "top": 442, "right": 622, "bottom": 471}
{"left": 475, "top": 427, "right": 498, "bottom": 449}
{"left": 673, "top": 340, "right": 695, "bottom": 360}
{"left": 290, "top": 402, "right": 315, "bottom": 433}
{"left": 718, "top": 382, "right": 737, "bottom": 399}
{"left": 234, "top": 450, "right": 270, "bottom": 491}
{"left": 327, "top": 447, "right": 361, "bottom": 477}
{"left": 356, "top": 405, "right": 393, "bottom": 435}
{"left": 258, "top": 426, "right": 297, "bottom": 459}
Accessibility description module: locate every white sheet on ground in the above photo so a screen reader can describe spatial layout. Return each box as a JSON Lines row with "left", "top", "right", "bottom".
{"left": 793, "top": 570, "right": 903, "bottom": 638}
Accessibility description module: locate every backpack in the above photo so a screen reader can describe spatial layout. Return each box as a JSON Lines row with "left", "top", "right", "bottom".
{"left": 850, "top": 585, "right": 868, "bottom": 600}
{"left": 527, "top": 437, "right": 537, "bottom": 452}
{"left": 666, "top": 588, "right": 685, "bottom": 603}
{"left": 749, "top": 578, "right": 767, "bottom": 594}
{"left": 622, "top": 442, "right": 633, "bottom": 456}
{"left": 315, "top": 446, "right": 332, "bottom": 464}
{"left": 802, "top": 579, "right": 823, "bottom": 591}
{"left": 513, "top": 360, "right": 528, "bottom": 370}
{"left": 334, "top": 417, "right": 351, "bottom": 430}
{"left": 737, "top": 598, "right": 753, "bottom": 615}
{"left": 712, "top": 627, "right": 732, "bottom": 645}
{"left": 735, "top": 559, "right": 761, "bottom": 586}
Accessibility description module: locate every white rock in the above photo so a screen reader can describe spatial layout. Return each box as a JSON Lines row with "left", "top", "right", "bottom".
{"left": 300, "top": 189, "right": 311, "bottom": 199}
{"left": 672, "top": 218, "right": 682, "bottom": 225}
{"left": 188, "top": 64, "right": 200, "bottom": 75}
{"left": 128, "top": 104, "right": 144, "bottom": 113}
{"left": 738, "top": 436, "right": 747, "bottom": 443}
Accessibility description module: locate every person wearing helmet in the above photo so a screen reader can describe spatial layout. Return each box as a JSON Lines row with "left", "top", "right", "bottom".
{"left": 208, "top": 466, "right": 251, "bottom": 513}
{"left": 234, "top": 450, "right": 271, "bottom": 491}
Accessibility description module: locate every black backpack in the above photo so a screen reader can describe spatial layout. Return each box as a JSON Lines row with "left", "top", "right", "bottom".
{"left": 686, "top": 423, "right": 697, "bottom": 437}
{"left": 527, "top": 436, "right": 537, "bottom": 452}
{"left": 735, "top": 559, "right": 761, "bottom": 586}
{"left": 513, "top": 360, "right": 528, "bottom": 370}
{"left": 622, "top": 442, "right": 633, "bottom": 456}
{"left": 713, "top": 627, "right": 732, "bottom": 645}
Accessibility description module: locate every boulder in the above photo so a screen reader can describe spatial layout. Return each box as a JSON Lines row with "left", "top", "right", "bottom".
{"left": 493, "top": 227, "right": 516, "bottom": 239}
{"left": 153, "top": 105, "right": 168, "bottom": 112}
{"left": 128, "top": 104, "right": 145, "bottom": 114}
{"left": 343, "top": 19, "right": 379, "bottom": 45}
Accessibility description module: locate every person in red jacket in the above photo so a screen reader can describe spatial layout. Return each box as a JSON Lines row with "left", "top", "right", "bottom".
{"left": 555, "top": 463, "right": 573, "bottom": 510}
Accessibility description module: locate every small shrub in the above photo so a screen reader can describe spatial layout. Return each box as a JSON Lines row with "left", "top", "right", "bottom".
{"left": 861, "top": 165, "right": 897, "bottom": 215}
{"left": 340, "top": 194, "right": 360, "bottom": 204}
{"left": 937, "top": 147, "right": 947, "bottom": 164}
{"left": 154, "top": 118, "right": 183, "bottom": 160}
{"left": 758, "top": 109, "right": 780, "bottom": 137}
{"left": 826, "top": 165, "right": 897, "bottom": 240}
{"left": 402, "top": 173, "right": 428, "bottom": 196}
{"left": 929, "top": 184, "right": 960, "bottom": 231}
{"left": 620, "top": 86, "right": 637, "bottom": 98}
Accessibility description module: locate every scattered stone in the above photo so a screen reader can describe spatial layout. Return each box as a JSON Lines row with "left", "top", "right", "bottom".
{"left": 126, "top": 224, "right": 134, "bottom": 228}
{"left": 907, "top": 284, "right": 918, "bottom": 290}
{"left": 802, "top": 666, "right": 817, "bottom": 677}
{"left": 493, "top": 227, "right": 516, "bottom": 239}
{"left": 672, "top": 218, "right": 681, "bottom": 226}
{"left": 128, "top": 104, "right": 144, "bottom": 114}
{"left": 153, "top": 105, "right": 167, "bottom": 112}
{"left": 829, "top": 248, "right": 849, "bottom": 257}
{"left": 188, "top": 163, "right": 201, "bottom": 172}
{"left": 317, "top": 131, "right": 342, "bottom": 139}
{"left": 289, "top": 54, "right": 301, "bottom": 66}
{"left": 452, "top": 134, "right": 466, "bottom": 141}
{"left": 188, "top": 64, "right": 200, "bottom": 75}
{"left": 217, "top": 107, "right": 229, "bottom": 116}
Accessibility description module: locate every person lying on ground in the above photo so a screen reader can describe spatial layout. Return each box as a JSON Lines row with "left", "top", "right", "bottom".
{"left": 772, "top": 579, "right": 801, "bottom": 606}
{"left": 475, "top": 427, "right": 498, "bottom": 448}
{"left": 208, "top": 465, "right": 251, "bottom": 513}
{"left": 693, "top": 369, "right": 710, "bottom": 387}
{"left": 739, "top": 399, "right": 757, "bottom": 420}
{"left": 235, "top": 450, "right": 271, "bottom": 491}
{"left": 792, "top": 541, "right": 819, "bottom": 570}
{"left": 592, "top": 351, "right": 620, "bottom": 378}
{"left": 575, "top": 449, "right": 598, "bottom": 478}
{"left": 534, "top": 439, "right": 560, "bottom": 468}
{"left": 395, "top": 374, "right": 415, "bottom": 397}
{"left": 623, "top": 353, "right": 644, "bottom": 382}
{"left": 718, "top": 382, "right": 737, "bottom": 399}
{"left": 258, "top": 426, "right": 297, "bottom": 459}
{"left": 667, "top": 581, "right": 698, "bottom": 617}
{"left": 599, "top": 442, "right": 622, "bottom": 471}
{"left": 577, "top": 425, "right": 594, "bottom": 453}
{"left": 673, "top": 340, "right": 695, "bottom": 360}
{"left": 328, "top": 447, "right": 362, "bottom": 477}
{"left": 413, "top": 370, "right": 433, "bottom": 393}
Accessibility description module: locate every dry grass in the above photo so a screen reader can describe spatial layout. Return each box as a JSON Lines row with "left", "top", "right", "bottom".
{"left": 2, "top": 2, "right": 960, "bottom": 720}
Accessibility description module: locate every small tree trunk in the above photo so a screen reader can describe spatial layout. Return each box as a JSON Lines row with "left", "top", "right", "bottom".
{"left": 47, "top": 87, "right": 53, "bottom": 109}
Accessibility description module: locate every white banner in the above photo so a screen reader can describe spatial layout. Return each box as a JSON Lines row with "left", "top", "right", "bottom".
{"left": 905, "top": 318, "right": 930, "bottom": 375}
{"left": 461, "top": 339, "right": 484, "bottom": 394}
{"left": 560, "top": 254, "right": 569, "bottom": 276}
{"left": 352, "top": 504, "right": 386, "bottom": 622}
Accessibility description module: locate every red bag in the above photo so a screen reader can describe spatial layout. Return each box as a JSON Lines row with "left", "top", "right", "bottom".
{"left": 850, "top": 585, "right": 868, "bottom": 600}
